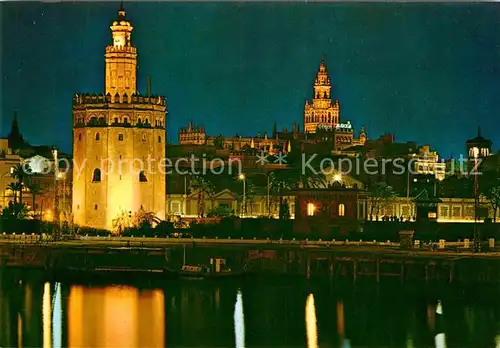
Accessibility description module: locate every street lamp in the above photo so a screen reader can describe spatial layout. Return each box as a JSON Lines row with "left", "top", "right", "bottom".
{"left": 52, "top": 148, "right": 60, "bottom": 241}
{"left": 238, "top": 173, "right": 246, "bottom": 217}
{"left": 472, "top": 147, "right": 480, "bottom": 252}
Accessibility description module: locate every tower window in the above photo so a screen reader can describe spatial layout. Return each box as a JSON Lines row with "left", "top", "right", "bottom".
{"left": 142, "top": 134, "right": 146, "bottom": 141}
{"left": 92, "top": 169, "right": 101, "bottom": 182}
{"left": 118, "top": 134, "right": 124, "bottom": 141}
{"left": 124, "top": 117, "right": 128, "bottom": 124}
{"left": 145, "top": 118, "right": 149, "bottom": 125}
{"left": 338, "top": 204, "right": 345, "bottom": 217}
{"left": 94, "top": 204, "right": 98, "bottom": 210}
{"left": 158, "top": 136, "right": 161, "bottom": 143}
{"left": 78, "top": 134, "right": 82, "bottom": 141}
{"left": 137, "top": 117, "right": 142, "bottom": 124}
{"left": 95, "top": 132, "right": 100, "bottom": 141}
{"left": 114, "top": 117, "right": 118, "bottom": 124}
{"left": 139, "top": 171, "right": 147, "bottom": 182}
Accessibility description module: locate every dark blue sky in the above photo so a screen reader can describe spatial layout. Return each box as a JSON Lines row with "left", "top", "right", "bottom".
{"left": 2, "top": 2, "right": 500, "bottom": 156}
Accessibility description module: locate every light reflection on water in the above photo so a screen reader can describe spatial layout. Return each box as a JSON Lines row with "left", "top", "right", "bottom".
{"left": 234, "top": 289, "right": 245, "bottom": 348}
{"left": 305, "top": 293, "right": 318, "bottom": 348}
{"left": 1, "top": 274, "right": 500, "bottom": 347}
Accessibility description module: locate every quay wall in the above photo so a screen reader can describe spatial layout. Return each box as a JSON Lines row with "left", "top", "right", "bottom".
{"left": 1, "top": 239, "right": 500, "bottom": 284}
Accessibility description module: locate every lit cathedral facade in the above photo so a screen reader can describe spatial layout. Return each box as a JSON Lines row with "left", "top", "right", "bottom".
{"left": 72, "top": 5, "right": 166, "bottom": 230}
{"left": 178, "top": 55, "right": 366, "bottom": 151}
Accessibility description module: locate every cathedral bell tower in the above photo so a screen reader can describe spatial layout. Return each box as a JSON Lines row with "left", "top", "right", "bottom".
{"left": 105, "top": 3, "right": 137, "bottom": 98}
{"left": 303, "top": 55, "right": 340, "bottom": 133}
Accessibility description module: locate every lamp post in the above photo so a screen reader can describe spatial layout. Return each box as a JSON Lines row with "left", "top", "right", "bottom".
{"left": 472, "top": 147, "right": 480, "bottom": 252}
{"left": 267, "top": 172, "right": 271, "bottom": 217}
{"left": 52, "top": 149, "right": 60, "bottom": 241}
{"left": 239, "top": 173, "right": 246, "bottom": 217}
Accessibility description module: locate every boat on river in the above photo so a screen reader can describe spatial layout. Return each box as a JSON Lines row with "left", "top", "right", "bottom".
{"left": 168, "top": 245, "right": 247, "bottom": 280}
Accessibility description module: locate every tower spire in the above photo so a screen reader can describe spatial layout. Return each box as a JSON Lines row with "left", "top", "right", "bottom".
{"left": 118, "top": 1, "right": 126, "bottom": 19}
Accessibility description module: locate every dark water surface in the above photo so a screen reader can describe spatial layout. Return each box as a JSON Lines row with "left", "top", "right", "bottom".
{"left": 1, "top": 270, "right": 499, "bottom": 347}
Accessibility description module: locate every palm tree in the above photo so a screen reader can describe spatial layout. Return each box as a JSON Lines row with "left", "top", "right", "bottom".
{"left": 11, "top": 164, "right": 27, "bottom": 206}
{"left": 189, "top": 175, "right": 215, "bottom": 218}
{"left": 25, "top": 178, "right": 41, "bottom": 218}
{"left": 7, "top": 182, "right": 21, "bottom": 204}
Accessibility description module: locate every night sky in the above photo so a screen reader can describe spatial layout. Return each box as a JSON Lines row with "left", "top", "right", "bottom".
{"left": 2, "top": 2, "right": 500, "bottom": 157}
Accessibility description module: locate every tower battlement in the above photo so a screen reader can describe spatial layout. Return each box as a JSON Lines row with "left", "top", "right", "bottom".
{"left": 72, "top": 93, "right": 166, "bottom": 106}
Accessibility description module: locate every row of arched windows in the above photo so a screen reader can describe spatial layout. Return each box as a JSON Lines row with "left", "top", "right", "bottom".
{"left": 315, "top": 91, "right": 330, "bottom": 99}
{"left": 75, "top": 115, "right": 164, "bottom": 127}
{"left": 92, "top": 168, "right": 149, "bottom": 183}
{"left": 78, "top": 133, "right": 162, "bottom": 143}
{"left": 305, "top": 113, "right": 337, "bottom": 124}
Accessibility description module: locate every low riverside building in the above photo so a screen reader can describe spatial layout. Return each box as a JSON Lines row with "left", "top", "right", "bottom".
{"left": 292, "top": 185, "right": 367, "bottom": 236}
{"left": 367, "top": 196, "right": 495, "bottom": 223}
{"left": 165, "top": 172, "right": 294, "bottom": 219}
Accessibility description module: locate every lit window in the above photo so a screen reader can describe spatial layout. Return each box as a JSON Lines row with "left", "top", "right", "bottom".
{"left": 92, "top": 168, "right": 101, "bottom": 182}
{"left": 338, "top": 203, "right": 345, "bottom": 217}
{"left": 307, "top": 203, "right": 315, "bottom": 216}
{"left": 118, "top": 134, "right": 124, "bottom": 141}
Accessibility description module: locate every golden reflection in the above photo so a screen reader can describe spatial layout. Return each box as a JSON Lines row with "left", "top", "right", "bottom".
{"left": 67, "top": 285, "right": 165, "bottom": 348}
{"left": 305, "top": 293, "right": 318, "bottom": 348}
{"left": 24, "top": 283, "right": 32, "bottom": 323}
{"left": 234, "top": 289, "right": 245, "bottom": 348}
{"left": 68, "top": 286, "right": 84, "bottom": 347}
{"left": 17, "top": 312, "right": 22, "bottom": 348}
{"left": 103, "top": 286, "right": 139, "bottom": 347}
{"left": 138, "top": 289, "right": 165, "bottom": 348}
{"left": 427, "top": 304, "right": 436, "bottom": 331}
{"left": 42, "top": 282, "right": 51, "bottom": 348}
{"left": 337, "top": 301, "right": 344, "bottom": 337}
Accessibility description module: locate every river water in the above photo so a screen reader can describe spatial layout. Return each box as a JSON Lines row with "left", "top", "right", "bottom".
{"left": 0, "top": 271, "right": 499, "bottom": 347}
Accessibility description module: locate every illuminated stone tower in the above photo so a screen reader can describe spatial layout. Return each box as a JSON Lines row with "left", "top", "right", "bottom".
{"left": 304, "top": 55, "right": 340, "bottom": 133}
{"left": 72, "top": 4, "right": 167, "bottom": 230}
